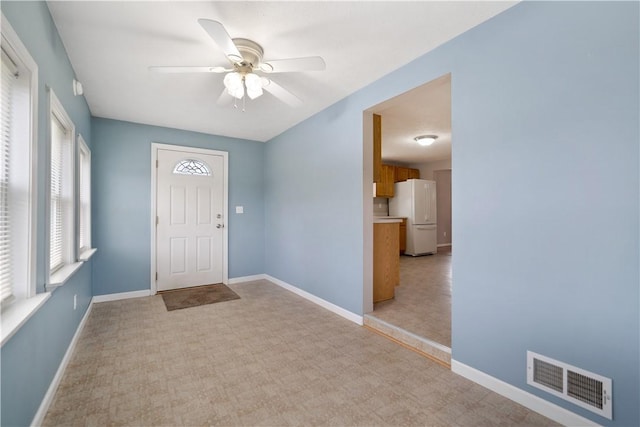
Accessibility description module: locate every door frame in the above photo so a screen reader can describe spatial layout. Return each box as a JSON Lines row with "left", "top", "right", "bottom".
{"left": 150, "top": 142, "right": 229, "bottom": 294}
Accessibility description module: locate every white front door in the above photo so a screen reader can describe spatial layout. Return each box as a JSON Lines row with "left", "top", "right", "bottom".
{"left": 156, "top": 148, "right": 225, "bottom": 291}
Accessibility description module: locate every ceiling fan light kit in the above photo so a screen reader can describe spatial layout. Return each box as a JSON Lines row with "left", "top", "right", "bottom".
{"left": 223, "top": 72, "right": 244, "bottom": 99}
{"left": 414, "top": 135, "right": 438, "bottom": 146}
{"left": 244, "top": 73, "right": 263, "bottom": 99}
{"left": 150, "top": 19, "right": 325, "bottom": 109}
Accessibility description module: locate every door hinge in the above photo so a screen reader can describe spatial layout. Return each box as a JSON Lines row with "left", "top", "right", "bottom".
{"left": 156, "top": 216, "right": 159, "bottom": 225}
{"left": 155, "top": 272, "right": 158, "bottom": 281}
{"left": 156, "top": 159, "right": 158, "bottom": 168}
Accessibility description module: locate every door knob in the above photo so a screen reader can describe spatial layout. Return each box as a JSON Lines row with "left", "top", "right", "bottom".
{"left": 216, "top": 224, "right": 224, "bottom": 229}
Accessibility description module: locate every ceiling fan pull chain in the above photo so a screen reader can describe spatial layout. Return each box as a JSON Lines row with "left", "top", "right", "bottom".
{"left": 242, "top": 96, "right": 246, "bottom": 112}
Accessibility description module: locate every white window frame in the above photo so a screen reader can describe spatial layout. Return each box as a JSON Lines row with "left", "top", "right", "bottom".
{"left": 77, "top": 135, "right": 95, "bottom": 261}
{"left": 47, "top": 90, "right": 81, "bottom": 288}
{"left": 1, "top": 13, "right": 49, "bottom": 347}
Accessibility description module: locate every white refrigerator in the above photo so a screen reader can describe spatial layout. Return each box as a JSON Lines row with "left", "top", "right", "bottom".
{"left": 389, "top": 179, "right": 437, "bottom": 256}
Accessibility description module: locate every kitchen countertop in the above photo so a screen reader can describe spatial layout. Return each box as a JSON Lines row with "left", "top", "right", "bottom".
{"left": 373, "top": 216, "right": 405, "bottom": 224}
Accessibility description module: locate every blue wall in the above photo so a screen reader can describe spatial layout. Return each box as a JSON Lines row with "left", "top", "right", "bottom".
{"left": 264, "top": 102, "right": 365, "bottom": 314}
{"left": 2, "top": 1, "right": 638, "bottom": 426}
{"left": 265, "top": 2, "right": 638, "bottom": 425}
{"left": 1, "top": 2, "right": 93, "bottom": 426}
{"left": 451, "top": 3, "right": 638, "bottom": 425}
{"left": 91, "top": 118, "right": 265, "bottom": 296}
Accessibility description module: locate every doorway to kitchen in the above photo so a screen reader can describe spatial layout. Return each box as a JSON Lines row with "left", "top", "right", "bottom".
{"left": 363, "top": 74, "right": 452, "bottom": 365}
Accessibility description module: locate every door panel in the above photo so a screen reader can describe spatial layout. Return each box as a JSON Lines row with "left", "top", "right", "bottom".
{"left": 156, "top": 149, "right": 224, "bottom": 291}
{"left": 197, "top": 187, "right": 212, "bottom": 225}
{"left": 170, "top": 186, "right": 186, "bottom": 224}
{"left": 196, "top": 236, "right": 212, "bottom": 272}
{"left": 170, "top": 237, "right": 187, "bottom": 273}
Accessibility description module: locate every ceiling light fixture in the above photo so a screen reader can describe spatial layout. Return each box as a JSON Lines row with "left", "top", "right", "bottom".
{"left": 223, "top": 71, "right": 268, "bottom": 101}
{"left": 414, "top": 135, "right": 438, "bottom": 146}
{"left": 223, "top": 72, "right": 245, "bottom": 99}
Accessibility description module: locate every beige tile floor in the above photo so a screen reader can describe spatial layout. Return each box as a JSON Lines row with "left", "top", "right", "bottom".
{"left": 372, "top": 246, "right": 452, "bottom": 347}
{"left": 43, "top": 279, "right": 556, "bottom": 426}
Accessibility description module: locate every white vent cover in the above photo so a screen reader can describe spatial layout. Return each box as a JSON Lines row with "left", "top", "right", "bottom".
{"left": 527, "top": 351, "right": 612, "bottom": 420}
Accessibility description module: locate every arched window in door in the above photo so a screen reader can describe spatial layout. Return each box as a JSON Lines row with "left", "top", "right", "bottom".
{"left": 172, "top": 159, "right": 211, "bottom": 176}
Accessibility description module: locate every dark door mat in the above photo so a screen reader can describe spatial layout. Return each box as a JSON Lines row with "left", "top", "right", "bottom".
{"left": 160, "top": 283, "right": 240, "bottom": 311}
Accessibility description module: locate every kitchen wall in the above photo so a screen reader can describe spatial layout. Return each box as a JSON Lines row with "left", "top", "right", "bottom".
{"left": 264, "top": 2, "right": 638, "bottom": 426}
{"left": 91, "top": 118, "right": 266, "bottom": 296}
{"left": 411, "top": 159, "right": 451, "bottom": 181}
{"left": 373, "top": 197, "right": 388, "bottom": 216}
{"left": 1, "top": 2, "right": 93, "bottom": 425}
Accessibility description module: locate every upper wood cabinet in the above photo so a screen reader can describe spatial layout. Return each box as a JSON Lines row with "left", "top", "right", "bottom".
{"left": 371, "top": 113, "right": 419, "bottom": 197}
{"left": 376, "top": 164, "right": 395, "bottom": 198}
{"left": 373, "top": 114, "right": 382, "bottom": 184}
{"left": 392, "top": 166, "right": 420, "bottom": 183}
{"left": 373, "top": 113, "right": 395, "bottom": 197}
{"left": 395, "top": 166, "right": 409, "bottom": 183}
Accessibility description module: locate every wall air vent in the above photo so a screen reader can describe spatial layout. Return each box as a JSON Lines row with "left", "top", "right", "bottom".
{"left": 527, "top": 351, "right": 612, "bottom": 420}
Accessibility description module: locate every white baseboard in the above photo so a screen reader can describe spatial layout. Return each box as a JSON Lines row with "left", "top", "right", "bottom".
{"left": 264, "top": 275, "right": 363, "bottom": 326}
{"left": 228, "top": 274, "right": 267, "bottom": 284}
{"left": 31, "top": 303, "right": 93, "bottom": 427}
{"left": 92, "top": 289, "right": 152, "bottom": 303}
{"left": 437, "top": 243, "right": 452, "bottom": 248}
{"left": 451, "top": 360, "right": 599, "bottom": 427}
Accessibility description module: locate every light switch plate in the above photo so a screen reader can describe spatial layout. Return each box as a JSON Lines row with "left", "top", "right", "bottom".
{"left": 235, "top": 206, "right": 244, "bottom": 214}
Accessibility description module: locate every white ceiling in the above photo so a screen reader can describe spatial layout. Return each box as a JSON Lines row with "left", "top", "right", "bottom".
{"left": 47, "top": 1, "right": 515, "bottom": 143}
{"left": 374, "top": 73, "right": 452, "bottom": 165}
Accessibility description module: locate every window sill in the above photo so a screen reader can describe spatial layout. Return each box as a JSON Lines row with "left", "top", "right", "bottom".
{"left": 78, "top": 248, "right": 97, "bottom": 261}
{"left": 1, "top": 293, "right": 51, "bottom": 347}
{"left": 48, "top": 261, "right": 84, "bottom": 289}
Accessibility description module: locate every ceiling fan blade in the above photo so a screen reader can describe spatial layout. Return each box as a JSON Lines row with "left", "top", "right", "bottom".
{"left": 216, "top": 88, "right": 233, "bottom": 106}
{"left": 198, "top": 19, "right": 242, "bottom": 62}
{"left": 148, "top": 66, "right": 228, "bottom": 73}
{"left": 262, "top": 79, "right": 303, "bottom": 107}
{"left": 260, "top": 56, "right": 326, "bottom": 73}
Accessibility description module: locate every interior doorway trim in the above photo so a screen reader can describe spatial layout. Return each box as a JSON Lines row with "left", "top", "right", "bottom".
{"left": 150, "top": 142, "right": 229, "bottom": 294}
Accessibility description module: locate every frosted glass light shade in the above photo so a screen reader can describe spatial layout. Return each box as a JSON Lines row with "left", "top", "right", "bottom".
{"left": 244, "top": 73, "right": 263, "bottom": 100}
{"left": 223, "top": 72, "right": 244, "bottom": 99}
{"left": 414, "top": 135, "right": 437, "bottom": 146}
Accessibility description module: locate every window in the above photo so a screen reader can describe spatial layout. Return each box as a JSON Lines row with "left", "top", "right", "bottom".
{"left": 0, "top": 15, "right": 37, "bottom": 306}
{"left": 77, "top": 136, "right": 95, "bottom": 260}
{"left": 173, "top": 159, "right": 211, "bottom": 176}
{"left": 48, "top": 91, "right": 78, "bottom": 285}
{"left": 0, "top": 47, "right": 16, "bottom": 304}
{"left": 1, "top": 13, "right": 48, "bottom": 346}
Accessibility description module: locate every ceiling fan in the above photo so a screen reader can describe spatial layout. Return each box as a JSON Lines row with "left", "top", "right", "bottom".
{"left": 149, "top": 19, "right": 326, "bottom": 108}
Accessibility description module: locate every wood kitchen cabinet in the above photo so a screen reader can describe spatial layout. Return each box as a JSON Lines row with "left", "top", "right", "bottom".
{"left": 373, "top": 222, "right": 400, "bottom": 303}
{"left": 373, "top": 114, "right": 382, "bottom": 183}
{"left": 393, "top": 166, "right": 420, "bottom": 182}
{"left": 375, "top": 164, "right": 395, "bottom": 198}
{"left": 395, "top": 166, "right": 409, "bottom": 182}
{"left": 399, "top": 218, "right": 407, "bottom": 255}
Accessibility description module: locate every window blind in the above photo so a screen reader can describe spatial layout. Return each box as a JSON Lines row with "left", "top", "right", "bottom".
{"left": 0, "top": 48, "right": 17, "bottom": 303}
{"left": 49, "top": 114, "right": 67, "bottom": 273}
{"left": 78, "top": 143, "right": 90, "bottom": 251}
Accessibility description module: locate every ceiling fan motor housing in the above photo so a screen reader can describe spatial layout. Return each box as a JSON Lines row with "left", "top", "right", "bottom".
{"left": 231, "top": 38, "right": 264, "bottom": 71}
